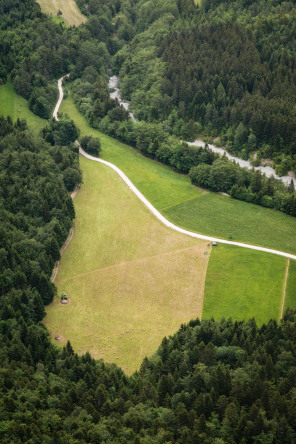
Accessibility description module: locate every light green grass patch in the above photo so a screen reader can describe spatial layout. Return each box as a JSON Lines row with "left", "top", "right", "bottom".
{"left": 164, "top": 194, "right": 296, "bottom": 255}
{"left": 44, "top": 156, "right": 210, "bottom": 374}
{"left": 60, "top": 91, "right": 296, "bottom": 255}
{"left": 37, "top": 0, "right": 87, "bottom": 27}
{"left": 51, "top": 16, "right": 65, "bottom": 25}
{"left": 0, "top": 80, "right": 47, "bottom": 133}
{"left": 203, "top": 244, "right": 286, "bottom": 325}
{"left": 284, "top": 260, "right": 296, "bottom": 311}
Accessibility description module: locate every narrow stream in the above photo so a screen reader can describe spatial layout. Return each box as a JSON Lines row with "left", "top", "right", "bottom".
{"left": 108, "top": 75, "right": 294, "bottom": 187}
{"left": 108, "top": 75, "right": 136, "bottom": 122}
{"left": 187, "top": 140, "right": 294, "bottom": 186}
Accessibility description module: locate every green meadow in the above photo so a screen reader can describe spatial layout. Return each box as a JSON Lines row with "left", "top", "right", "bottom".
{"left": 203, "top": 245, "right": 287, "bottom": 325}
{"left": 164, "top": 194, "right": 296, "bottom": 256}
{"left": 59, "top": 91, "right": 294, "bottom": 328}
{"left": 0, "top": 80, "right": 47, "bottom": 132}
{"left": 60, "top": 91, "right": 296, "bottom": 255}
{"left": 2, "top": 80, "right": 293, "bottom": 341}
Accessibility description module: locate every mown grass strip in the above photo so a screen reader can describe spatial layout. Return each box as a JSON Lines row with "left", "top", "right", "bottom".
{"left": 163, "top": 194, "right": 296, "bottom": 256}
{"left": 279, "top": 259, "right": 290, "bottom": 320}
{"left": 284, "top": 259, "right": 296, "bottom": 311}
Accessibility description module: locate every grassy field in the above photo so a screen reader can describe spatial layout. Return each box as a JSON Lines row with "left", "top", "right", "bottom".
{"left": 37, "top": 0, "right": 86, "bottom": 27}
{"left": 0, "top": 80, "right": 47, "bottom": 133}
{"left": 203, "top": 245, "right": 287, "bottom": 325}
{"left": 164, "top": 194, "right": 296, "bottom": 256}
{"left": 44, "top": 156, "right": 210, "bottom": 374}
{"left": 284, "top": 260, "right": 296, "bottom": 311}
{"left": 60, "top": 92, "right": 296, "bottom": 255}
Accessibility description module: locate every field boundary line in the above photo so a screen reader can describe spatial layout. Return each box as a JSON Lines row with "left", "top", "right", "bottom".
{"left": 279, "top": 258, "right": 290, "bottom": 320}
{"left": 55, "top": 76, "right": 296, "bottom": 262}
{"left": 60, "top": 245, "right": 206, "bottom": 283}
{"left": 160, "top": 194, "right": 207, "bottom": 212}
{"left": 200, "top": 247, "right": 212, "bottom": 321}
{"left": 51, "top": 227, "right": 75, "bottom": 282}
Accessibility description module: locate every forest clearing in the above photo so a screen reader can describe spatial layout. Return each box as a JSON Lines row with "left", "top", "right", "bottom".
{"left": 44, "top": 156, "right": 210, "bottom": 374}
{"left": 0, "top": 80, "right": 46, "bottom": 132}
{"left": 43, "top": 83, "right": 295, "bottom": 372}
{"left": 1, "top": 75, "right": 294, "bottom": 357}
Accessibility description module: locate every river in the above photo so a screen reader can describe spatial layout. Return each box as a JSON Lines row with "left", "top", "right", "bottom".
{"left": 108, "top": 75, "right": 295, "bottom": 187}
{"left": 108, "top": 75, "right": 136, "bottom": 122}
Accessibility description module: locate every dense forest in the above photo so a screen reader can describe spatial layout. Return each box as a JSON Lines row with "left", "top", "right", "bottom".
{"left": 0, "top": 0, "right": 118, "bottom": 118}
{"left": 1, "top": 0, "right": 296, "bottom": 441}
{"left": 115, "top": 0, "right": 296, "bottom": 175}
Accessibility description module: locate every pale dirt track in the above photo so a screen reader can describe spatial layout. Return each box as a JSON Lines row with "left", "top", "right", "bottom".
{"left": 55, "top": 75, "right": 296, "bottom": 262}
{"left": 51, "top": 227, "right": 75, "bottom": 282}
{"left": 279, "top": 259, "right": 290, "bottom": 320}
{"left": 50, "top": 184, "right": 79, "bottom": 282}
{"left": 37, "top": 0, "right": 86, "bottom": 26}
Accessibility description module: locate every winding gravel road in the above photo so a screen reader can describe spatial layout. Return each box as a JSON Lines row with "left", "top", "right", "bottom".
{"left": 54, "top": 76, "right": 296, "bottom": 261}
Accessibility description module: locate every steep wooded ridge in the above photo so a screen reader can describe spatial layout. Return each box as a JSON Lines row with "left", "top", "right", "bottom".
{"left": 0, "top": 0, "right": 296, "bottom": 441}
{"left": 115, "top": 0, "right": 296, "bottom": 175}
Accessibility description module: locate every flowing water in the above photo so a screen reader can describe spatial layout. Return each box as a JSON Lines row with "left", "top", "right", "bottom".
{"left": 108, "top": 75, "right": 136, "bottom": 122}
{"left": 108, "top": 75, "right": 295, "bottom": 186}
{"left": 187, "top": 140, "right": 294, "bottom": 186}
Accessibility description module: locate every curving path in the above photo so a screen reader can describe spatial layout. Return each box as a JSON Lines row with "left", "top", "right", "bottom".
{"left": 54, "top": 76, "right": 296, "bottom": 261}
{"left": 53, "top": 75, "right": 69, "bottom": 121}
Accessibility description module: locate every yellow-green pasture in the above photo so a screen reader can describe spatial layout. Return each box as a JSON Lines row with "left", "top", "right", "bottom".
{"left": 44, "top": 156, "right": 211, "bottom": 374}
{"left": 37, "top": 0, "right": 87, "bottom": 27}
{"left": 0, "top": 80, "right": 47, "bottom": 133}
